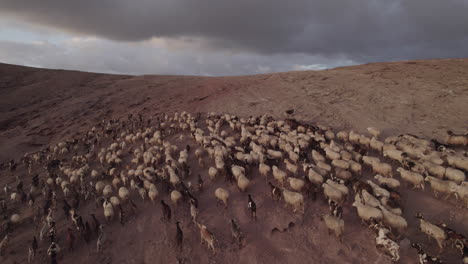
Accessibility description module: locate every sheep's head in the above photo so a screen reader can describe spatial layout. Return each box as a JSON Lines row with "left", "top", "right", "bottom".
{"left": 449, "top": 185, "right": 458, "bottom": 193}
{"left": 411, "top": 242, "right": 423, "bottom": 252}
{"left": 368, "top": 223, "right": 380, "bottom": 232}
{"left": 415, "top": 212, "right": 424, "bottom": 219}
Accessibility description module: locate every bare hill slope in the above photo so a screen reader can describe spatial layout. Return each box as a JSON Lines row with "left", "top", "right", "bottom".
{"left": 1, "top": 59, "right": 467, "bottom": 162}
{"left": 0, "top": 59, "right": 467, "bottom": 264}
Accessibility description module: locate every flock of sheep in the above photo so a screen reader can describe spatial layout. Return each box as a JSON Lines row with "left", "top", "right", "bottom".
{"left": 0, "top": 111, "right": 467, "bottom": 263}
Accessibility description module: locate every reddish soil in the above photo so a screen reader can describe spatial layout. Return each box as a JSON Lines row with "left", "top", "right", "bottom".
{"left": 0, "top": 59, "right": 467, "bottom": 264}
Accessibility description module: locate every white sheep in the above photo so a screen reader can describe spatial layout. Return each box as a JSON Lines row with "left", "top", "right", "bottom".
{"left": 282, "top": 189, "right": 304, "bottom": 214}
{"left": 367, "top": 127, "right": 381, "bottom": 139}
{"left": 336, "top": 131, "right": 349, "bottom": 141}
{"left": 355, "top": 189, "right": 380, "bottom": 208}
{"left": 397, "top": 167, "right": 424, "bottom": 190}
{"left": 332, "top": 159, "right": 349, "bottom": 170}
{"left": 349, "top": 131, "right": 361, "bottom": 144}
{"left": 348, "top": 160, "right": 362, "bottom": 175}
{"left": 109, "top": 167, "right": 117, "bottom": 177}
{"left": 450, "top": 184, "right": 468, "bottom": 208}
{"left": 231, "top": 165, "right": 245, "bottom": 179}
{"left": 366, "top": 180, "right": 390, "bottom": 198}
{"left": 316, "top": 161, "right": 332, "bottom": 172}
{"left": 423, "top": 161, "right": 446, "bottom": 180}
{"left": 359, "top": 135, "right": 371, "bottom": 148}
{"left": 336, "top": 169, "right": 353, "bottom": 181}
{"left": 138, "top": 187, "right": 147, "bottom": 201}
{"left": 363, "top": 156, "right": 381, "bottom": 167}
{"left": 323, "top": 183, "right": 345, "bottom": 205}
{"left": 288, "top": 151, "right": 299, "bottom": 164}
{"left": 352, "top": 151, "right": 363, "bottom": 163}
{"left": 148, "top": 184, "right": 159, "bottom": 203}
{"left": 215, "top": 187, "right": 229, "bottom": 207}
{"left": 378, "top": 205, "right": 407, "bottom": 234}
{"left": 325, "top": 131, "right": 335, "bottom": 141}
{"left": 374, "top": 174, "right": 400, "bottom": 189}
{"left": 322, "top": 214, "right": 344, "bottom": 241}
{"left": 379, "top": 197, "right": 402, "bottom": 216}
{"left": 259, "top": 163, "right": 271, "bottom": 180}
{"left": 425, "top": 176, "right": 456, "bottom": 199}
{"left": 63, "top": 187, "right": 71, "bottom": 198}
{"left": 384, "top": 136, "right": 398, "bottom": 145}
{"left": 143, "top": 180, "right": 152, "bottom": 191}
{"left": 103, "top": 202, "right": 114, "bottom": 222}
{"left": 383, "top": 149, "right": 405, "bottom": 163}
{"left": 118, "top": 187, "right": 129, "bottom": 201}
{"left": 446, "top": 131, "right": 468, "bottom": 146}
{"left": 340, "top": 150, "right": 353, "bottom": 161}
{"left": 10, "top": 192, "right": 20, "bottom": 203}
{"left": 237, "top": 174, "right": 250, "bottom": 192}
{"left": 95, "top": 181, "right": 106, "bottom": 194}
{"left": 383, "top": 143, "right": 397, "bottom": 152}
{"left": 396, "top": 141, "right": 423, "bottom": 159}
{"left": 446, "top": 155, "right": 468, "bottom": 171}
{"left": 208, "top": 167, "right": 218, "bottom": 181}
{"left": 284, "top": 159, "right": 298, "bottom": 175}
{"left": 311, "top": 150, "right": 326, "bottom": 163}
{"left": 326, "top": 179, "right": 349, "bottom": 196}
{"left": 444, "top": 167, "right": 465, "bottom": 184}
{"left": 214, "top": 156, "right": 225, "bottom": 171}
{"left": 305, "top": 165, "right": 324, "bottom": 185}
{"left": 109, "top": 196, "right": 120, "bottom": 207}
{"left": 325, "top": 147, "right": 341, "bottom": 161}
{"left": 416, "top": 213, "right": 447, "bottom": 249}
{"left": 169, "top": 171, "right": 180, "bottom": 188}
{"left": 102, "top": 185, "right": 113, "bottom": 198}
{"left": 409, "top": 161, "right": 426, "bottom": 175}
{"left": 329, "top": 140, "right": 343, "bottom": 153}
{"left": 371, "top": 162, "right": 393, "bottom": 178}
{"left": 112, "top": 177, "right": 122, "bottom": 189}
{"left": 171, "top": 190, "right": 182, "bottom": 205}
{"left": 272, "top": 166, "right": 287, "bottom": 186}
{"left": 370, "top": 137, "right": 384, "bottom": 152}
{"left": 195, "top": 148, "right": 204, "bottom": 159}
{"left": 352, "top": 200, "right": 383, "bottom": 224}
{"left": 419, "top": 149, "right": 443, "bottom": 162}
{"left": 267, "top": 149, "right": 283, "bottom": 160}
{"left": 288, "top": 177, "right": 305, "bottom": 192}
{"left": 46, "top": 178, "right": 54, "bottom": 186}
{"left": 10, "top": 214, "right": 20, "bottom": 224}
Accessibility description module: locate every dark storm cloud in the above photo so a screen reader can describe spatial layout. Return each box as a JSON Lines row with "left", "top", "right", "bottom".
{"left": 2, "top": 0, "right": 468, "bottom": 62}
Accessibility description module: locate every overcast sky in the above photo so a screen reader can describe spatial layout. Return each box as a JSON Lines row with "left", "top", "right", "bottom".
{"left": 1, "top": 0, "right": 467, "bottom": 76}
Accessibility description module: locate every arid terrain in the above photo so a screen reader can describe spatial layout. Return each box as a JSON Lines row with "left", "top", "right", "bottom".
{"left": 0, "top": 59, "right": 467, "bottom": 264}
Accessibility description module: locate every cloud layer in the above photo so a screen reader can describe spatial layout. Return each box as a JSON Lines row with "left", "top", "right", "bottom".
{"left": 1, "top": 0, "right": 468, "bottom": 75}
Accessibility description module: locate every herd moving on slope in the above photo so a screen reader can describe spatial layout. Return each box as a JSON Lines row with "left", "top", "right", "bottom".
{"left": 0, "top": 111, "right": 467, "bottom": 263}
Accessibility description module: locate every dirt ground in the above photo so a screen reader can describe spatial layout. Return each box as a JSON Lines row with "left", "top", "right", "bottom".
{"left": 0, "top": 59, "right": 467, "bottom": 264}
